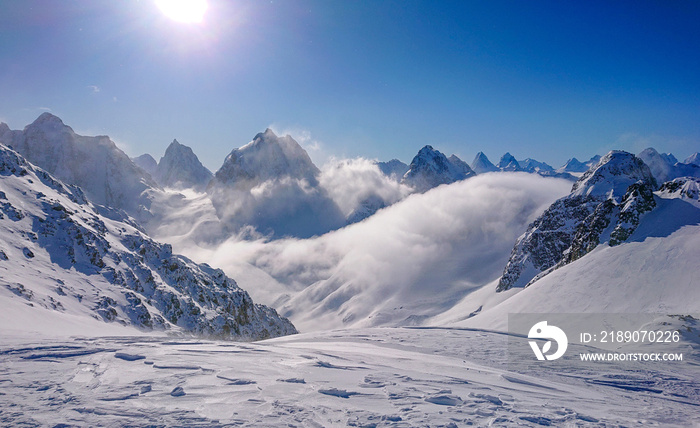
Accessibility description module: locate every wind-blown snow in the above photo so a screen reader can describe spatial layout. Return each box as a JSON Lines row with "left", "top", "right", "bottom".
{"left": 1, "top": 326, "right": 697, "bottom": 426}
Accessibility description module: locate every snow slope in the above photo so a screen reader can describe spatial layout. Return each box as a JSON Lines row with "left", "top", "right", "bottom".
{"left": 458, "top": 194, "right": 700, "bottom": 332}
{"left": 557, "top": 157, "right": 588, "bottom": 173}
{"left": 0, "top": 143, "right": 295, "bottom": 340}
{"left": 1, "top": 326, "right": 697, "bottom": 426}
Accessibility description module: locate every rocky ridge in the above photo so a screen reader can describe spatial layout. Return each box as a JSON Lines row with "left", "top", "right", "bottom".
{"left": 0, "top": 143, "right": 296, "bottom": 339}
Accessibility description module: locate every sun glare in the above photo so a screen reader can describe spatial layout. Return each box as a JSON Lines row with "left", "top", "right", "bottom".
{"left": 155, "top": 0, "right": 208, "bottom": 24}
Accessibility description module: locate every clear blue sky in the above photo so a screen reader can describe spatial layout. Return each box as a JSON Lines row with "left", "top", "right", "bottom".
{"left": 1, "top": 0, "right": 698, "bottom": 170}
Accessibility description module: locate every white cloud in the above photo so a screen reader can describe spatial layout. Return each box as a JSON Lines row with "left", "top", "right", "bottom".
{"left": 172, "top": 172, "right": 572, "bottom": 332}
{"left": 87, "top": 85, "right": 101, "bottom": 93}
{"left": 318, "top": 157, "right": 412, "bottom": 217}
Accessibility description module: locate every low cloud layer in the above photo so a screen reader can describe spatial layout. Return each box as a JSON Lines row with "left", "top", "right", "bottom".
{"left": 318, "top": 157, "right": 412, "bottom": 217}
{"left": 172, "top": 172, "right": 572, "bottom": 332}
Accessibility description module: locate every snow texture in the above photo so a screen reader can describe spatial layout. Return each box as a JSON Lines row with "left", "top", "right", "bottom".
{"left": 0, "top": 327, "right": 697, "bottom": 426}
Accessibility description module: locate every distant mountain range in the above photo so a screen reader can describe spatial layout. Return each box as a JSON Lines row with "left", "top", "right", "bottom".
{"left": 2, "top": 113, "right": 698, "bottom": 240}
{"left": 1, "top": 113, "right": 699, "bottom": 334}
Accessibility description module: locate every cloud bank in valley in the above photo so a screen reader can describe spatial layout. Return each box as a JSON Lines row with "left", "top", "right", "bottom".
{"left": 175, "top": 171, "right": 572, "bottom": 332}
{"left": 318, "top": 157, "right": 412, "bottom": 217}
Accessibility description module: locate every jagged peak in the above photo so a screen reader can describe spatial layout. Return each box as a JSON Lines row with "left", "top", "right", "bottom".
{"left": 407, "top": 146, "right": 447, "bottom": 167}
{"left": 415, "top": 145, "right": 437, "bottom": 156}
{"left": 163, "top": 139, "right": 195, "bottom": 157}
{"left": 470, "top": 151, "right": 498, "bottom": 173}
{"left": 473, "top": 151, "right": 489, "bottom": 161}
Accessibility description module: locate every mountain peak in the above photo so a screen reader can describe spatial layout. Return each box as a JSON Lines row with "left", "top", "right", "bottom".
{"left": 686, "top": 152, "right": 700, "bottom": 166}
{"left": 557, "top": 157, "right": 588, "bottom": 173}
{"left": 639, "top": 147, "right": 700, "bottom": 183}
{"left": 215, "top": 129, "right": 320, "bottom": 187}
{"left": 402, "top": 146, "right": 474, "bottom": 192}
{"left": 133, "top": 153, "right": 158, "bottom": 176}
{"left": 0, "top": 114, "right": 158, "bottom": 218}
{"left": 497, "top": 152, "right": 521, "bottom": 171}
{"left": 470, "top": 152, "right": 498, "bottom": 174}
{"left": 156, "top": 140, "right": 212, "bottom": 191}
{"left": 572, "top": 150, "right": 656, "bottom": 200}
{"left": 34, "top": 112, "right": 64, "bottom": 125}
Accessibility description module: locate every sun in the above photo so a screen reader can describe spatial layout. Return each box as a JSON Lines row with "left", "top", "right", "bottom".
{"left": 155, "top": 0, "right": 209, "bottom": 24}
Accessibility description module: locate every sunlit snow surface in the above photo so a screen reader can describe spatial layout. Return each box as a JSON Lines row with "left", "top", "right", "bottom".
{"left": 1, "top": 328, "right": 698, "bottom": 426}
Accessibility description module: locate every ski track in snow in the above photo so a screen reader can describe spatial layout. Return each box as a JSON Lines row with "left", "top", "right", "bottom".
{"left": 1, "top": 328, "right": 698, "bottom": 427}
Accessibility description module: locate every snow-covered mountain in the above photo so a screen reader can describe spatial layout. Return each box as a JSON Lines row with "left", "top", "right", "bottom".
{"left": 132, "top": 153, "right": 158, "bottom": 177}
{"left": 556, "top": 157, "right": 588, "bottom": 173}
{"left": 470, "top": 151, "right": 499, "bottom": 174}
{"left": 208, "top": 129, "right": 344, "bottom": 238}
{"left": 212, "top": 128, "right": 319, "bottom": 188}
{"left": 519, "top": 157, "right": 576, "bottom": 180}
{"left": 0, "top": 143, "right": 296, "bottom": 339}
{"left": 518, "top": 157, "right": 554, "bottom": 173}
{"left": 554, "top": 155, "right": 601, "bottom": 174}
{"left": 638, "top": 147, "right": 700, "bottom": 184}
{"left": 685, "top": 152, "right": 700, "bottom": 166}
{"left": 401, "top": 145, "right": 475, "bottom": 192}
{"left": 454, "top": 177, "right": 700, "bottom": 333}
{"left": 155, "top": 139, "right": 213, "bottom": 191}
{"left": 376, "top": 158, "right": 409, "bottom": 181}
{"left": 0, "top": 113, "right": 158, "bottom": 221}
{"left": 496, "top": 152, "right": 522, "bottom": 171}
{"left": 497, "top": 150, "right": 657, "bottom": 291}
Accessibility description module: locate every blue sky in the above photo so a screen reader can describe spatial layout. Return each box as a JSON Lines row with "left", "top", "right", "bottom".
{"left": 1, "top": 0, "right": 698, "bottom": 170}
